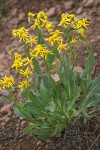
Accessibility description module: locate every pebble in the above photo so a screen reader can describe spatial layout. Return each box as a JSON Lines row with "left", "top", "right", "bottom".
{"left": 52, "top": 73, "right": 60, "bottom": 82}
{"left": 0, "top": 103, "right": 13, "bottom": 115}
{"left": 74, "top": 66, "right": 83, "bottom": 73}
{"left": 37, "top": 141, "right": 42, "bottom": 146}
{"left": 85, "top": 0, "right": 94, "bottom": 7}
{"left": 76, "top": 7, "right": 83, "bottom": 14}
{"left": 63, "top": 1, "right": 74, "bottom": 10}
{"left": 46, "top": 7, "right": 56, "bottom": 17}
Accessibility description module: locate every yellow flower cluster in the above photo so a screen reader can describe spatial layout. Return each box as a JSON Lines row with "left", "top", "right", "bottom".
{"left": 59, "top": 13, "right": 89, "bottom": 38}
{"left": 18, "top": 80, "right": 30, "bottom": 90}
{"left": 46, "top": 30, "right": 62, "bottom": 46}
{"left": 30, "top": 44, "right": 53, "bottom": 59}
{"left": 12, "top": 27, "right": 29, "bottom": 42}
{"left": 0, "top": 75, "right": 14, "bottom": 90}
{"left": 28, "top": 11, "right": 53, "bottom": 32}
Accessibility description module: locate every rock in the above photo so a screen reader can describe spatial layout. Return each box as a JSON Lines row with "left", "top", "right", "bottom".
{"left": 10, "top": 8, "right": 17, "bottom": 17}
{"left": 4, "top": 116, "right": 11, "bottom": 123}
{"left": 85, "top": 0, "right": 94, "bottom": 7}
{"left": 18, "top": 12, "right": 25, "bottom": 21}
{"left": 74, "top": 66, "right": 83, "bottom": 73}
{"left": 0, "top": 103, "right": 12, "bottom": 115}
{"left": 36, "top": 141, "right": 41, "bottom": 146}
{"left": 21, "top": 120, "right": 27, "bottom": 126}
{"left": 94, "top": 52, "right": 97, "bottom": 57}
{"left": 76, "top": 7, "right": 83, "bottom": 14}
{"left": 63, "top": 1, "right": 74, "bottom": 10}
{"left": 52, "top": 74, "right": 60, "bottom": 82}
{"left": 9, "top": 18, "right": 18, "bottom": 25}
{"left": 46, "top": 7, "right": 56, "bottom": 17}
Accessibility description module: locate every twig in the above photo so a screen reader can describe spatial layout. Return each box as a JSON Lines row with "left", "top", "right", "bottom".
{"left": 88, "top": 134, "right": 100, "bottom": 150}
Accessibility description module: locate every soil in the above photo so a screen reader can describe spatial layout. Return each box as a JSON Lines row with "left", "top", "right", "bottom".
{"left": 0, "top": 0, "right": 100, "bottom": 150}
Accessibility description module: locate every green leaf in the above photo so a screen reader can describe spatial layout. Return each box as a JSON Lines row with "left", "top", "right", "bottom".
{"left": 23, "top": 124, "right": 35, "bottom": 134}
{"left": 45, "top": 101, "right": 55, "bottom": 112}
{"left": 32, "top": 58, "right": 42, "bottom": 75}
{"left": 85, "top": 51, "right": 94, "bottom": 74}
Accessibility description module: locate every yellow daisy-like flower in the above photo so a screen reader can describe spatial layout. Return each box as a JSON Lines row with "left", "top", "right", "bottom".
{"left": 2, "top": 75, "right": 15, "bottom": 89}
{"left": 70, "top": 37, "right": 78, "bottom": 44}
{"left": 45, "top": 20, "right": 53, "bottom": 33}
{"left": 30, "top": 44, "right": 53, "bottom": 59}
{"left": 57, "top": 40, "right": 67, "bottom": 52}
{"left": 23, "top": 57, "right": 34, "bottom": 68}
{"left": 20, "top": 67, "right": 32, "bottom": 79}
{"left": 28, "top": 12, "right": 35, "bottom": 22}
{"left": 18, "top": 80, "right": 30, "bottom": 90}
{"left": 46, "top": 30, "right": 62, "bottom": 46}
{"left": 12, "top": 27, "right": 29, "bottom": 42}
{"left": 31, "top": 11, "right": 47, "bottom": 29}
{"left": 26, "top": 35, "right": 37, "bottom": 47}
{"left": 59, "top": 13, "right": 75, "bottom": 27}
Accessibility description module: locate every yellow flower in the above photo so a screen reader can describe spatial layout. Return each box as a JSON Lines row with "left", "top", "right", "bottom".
{"left": 8, "top": 50, "right": 13, "bottom": 55}
{"left": 45, "top": 20, "right": 53, "bottom": 33}
{"left": 12, "top": 27, "right": 29, "bottom": 42}
{"left": 18, "top": 80, "right": 30, "bottom": 90}
{"left": 12, "top": 52, "right": 24, "bottom": 70}
{"left": 59, "top": 13, "right": 75, "bottom": 27}
{"left": 70, "top": 37, "right": 78, "bottom": 44}
{"left": 2, "top": 75, "right": 15, "bottom": 89}
{"left": 28, "top": 12, "right": 35, "bottom": 22}
{"left": 23, "top": 57, "right": 34, "bottom": 68}
{"left": 26, "top": 35, "right": 37, "bottom": 47}
{"left": 31, "top": 11, "right": 47, "bottom": 29}
{"left": 46, "top": 30, "right": 62, "bottom": 46}
{"left": 57, "top": 40, "right": 67, "bottom": 52}
{"left": 79, "top": 29, "right": 86, "bottom": 38}
{"left": 30, "top": 44, "right": 53, "bottom": 59}
{"left": 20, "top": 67, "right": 32, "bottom": 78}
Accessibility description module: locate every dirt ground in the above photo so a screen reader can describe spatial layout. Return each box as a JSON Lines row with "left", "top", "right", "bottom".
{"left": 0, "top": 0, "right": 100, "bottom": 150}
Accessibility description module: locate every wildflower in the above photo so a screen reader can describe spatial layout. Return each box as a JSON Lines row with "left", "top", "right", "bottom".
{"left": 57, "top": 40, "right": 67, "bottom": 52}
{"left": 31, "top": 11, "right": 47, "bottom": 29}
{"left": 18, "top": 80, "right": 30, "bottom": 90}
{"left": 46, "top": 30, "right": 62, "bottom": 46}
{"left": 20, "top": 67, "right": 32, "bottom": 78}
{"left": 70, "top": 37, "right": 78, "bottom": 44}
{"left": 12, "top": 52, "right": 24, "bottom": 70}
{"left": 45, "top": 20, "right": 53, "bottom": 33}
{"left": 8, "top": 50, "right": 13, "bottom": 55}
{"left": 78, "top": 28, "right": 86, "bottom": 38}
{"left": 1, "top": 75, "right": 15, "bottom": 89}
{"left": 23, "top": 57, "right": 34, "bottom": 68}
{"left": 28, "top": 12, "right": 35, "bottom": 22}
{"left": 26, "top": 35, "right": 37, "bottom": 47}
{"left": 12, "top": 27, "right": 29, "bottom": 42}
{"left": 30, "top": 44, "right": 53, "bottom": 59}
{"left": 59, "top": 13, "right": 75, "bottom": 27}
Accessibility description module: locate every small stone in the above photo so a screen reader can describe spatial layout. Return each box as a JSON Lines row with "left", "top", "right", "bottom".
{"left": 85, "top": 0, "right": 94, "bottom": 7}
{"left": 18, "top": 12, "right": 25, "bottom": 21}
{"left": 10, "top": 8, "right": 17, "bottom": 17}
{"left": 21, "top": 120, "right": 27, "bottom": 126}
{"left": 0, "top": 103, "right": 12, "bottom": 115}
{"left": 74, "top": 66, "right": 83, "bottom": 73}
{"left": 46, "top": 7, "right": 56, "bottom": 17}
{"left": 37, "top": 141, "right": 41, "bottom": 146}
{"left": 4, "top": 116, "right": 11, "bottom": 123}
{"left": 94, "top": 52, "right": 97, "bottom": 57}
{"left": 76, "top": 7, "right": 83, "bottom": 14}
{"left": 63, "top": 1, "right": 74, "bottom": 10}
{"left": 1, "top": 122, "right": 6, "bottom": 127}
{"left": 52, "top": 74, "right": 60, "bottom": 82}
